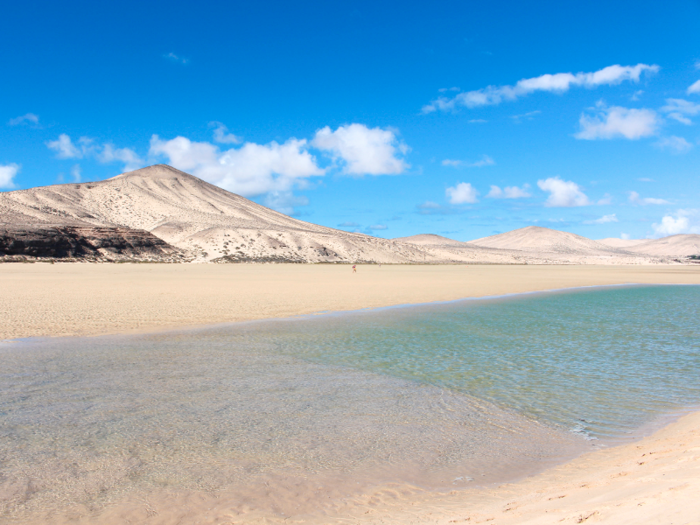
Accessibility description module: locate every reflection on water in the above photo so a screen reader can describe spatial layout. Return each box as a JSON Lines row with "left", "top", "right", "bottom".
{"left": 1, "top": 285, "right": 699, "bottom": 523}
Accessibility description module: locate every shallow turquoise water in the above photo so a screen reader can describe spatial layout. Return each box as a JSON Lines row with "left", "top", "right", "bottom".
{"left": 252, "top": 284, "right": 700, "bottom": 439}
{"left": 1, "top": 284, "right": 699, "bottom": 521}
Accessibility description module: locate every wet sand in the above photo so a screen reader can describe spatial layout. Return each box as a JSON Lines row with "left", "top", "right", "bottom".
{"left": 2, "top": 263, "right": 699, "bottom": 524}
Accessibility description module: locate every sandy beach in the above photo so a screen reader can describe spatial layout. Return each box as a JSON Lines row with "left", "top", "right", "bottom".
{"left": 2, "top": 263, "right": 699, "bottom": 341}
{"left": 2, "top": 263, "right": 699, "bottom": 524}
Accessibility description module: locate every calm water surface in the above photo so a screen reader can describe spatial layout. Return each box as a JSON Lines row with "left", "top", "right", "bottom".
{"left": 1, "top": 284, "right": 698, "bottom": 521}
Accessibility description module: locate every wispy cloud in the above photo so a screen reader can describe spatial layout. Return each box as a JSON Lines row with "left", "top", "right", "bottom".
{"left": 537, "top": 177, "right": 591, "bottom": 207}
{"left": 655, "top": 136, "right": 693, "bottom": 154}
{"left": 164, "top": 52, "right": 189, "bottom": 65}
{"left": 510, "top": 110, "right": 541, "bottom": 123}
{"left": 70, "top": 164, "right": 81, "bottom": 183}
{"left": 575, "top": 103, "right": 658, "bottom": 140}
{"left": 423, "top": 63, "right": 659, "bottom": 113}
{"left": 628, "top": 191, "right": 669, "bottom": 205}
{"left": 47, "top": 134, "right": 143, "bottom": 171}
{"left": 583, "top": 213, "right": 618, "bottom": 224}
{"left": 441, "top": 155, "right": 494, "bottom": 168}
{"left": 486, "top": 184, "right": 531, "bottom": 199}
{"left": 8, "top": 113, "right": 39, "bottom": 126}
{"left": 209, "top": 122, "right": 242, "bottom": 144}
{"left": 687, "top": 79, "right": 700, "bottom": 95}
{"left": 660, "top": 98, "right": 700, "bottom": 125}
{"left": 47, "top": 134, "right": 85, "bottom": 158}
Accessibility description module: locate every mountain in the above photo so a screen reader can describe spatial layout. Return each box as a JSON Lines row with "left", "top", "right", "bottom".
{"left": 624, "top": 235, "right": 700, "bottom": 257}
{"left": 0, "top": 165, "right": 461, "bottom": 263}
{"left": 468, "top": 226, "right": 625, "bottom": 256}
{"left": 0, "top": 165, "right": 689, "bottom": 264}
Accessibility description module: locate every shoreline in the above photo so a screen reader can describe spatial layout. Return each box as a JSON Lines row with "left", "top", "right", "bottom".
{"left": 2, "top": 264, "right": 699, "bottom": 341}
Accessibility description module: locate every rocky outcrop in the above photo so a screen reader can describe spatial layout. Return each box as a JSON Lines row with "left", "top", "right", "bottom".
{"left": 0, "top": 226, "right": 183, "bottom": 261}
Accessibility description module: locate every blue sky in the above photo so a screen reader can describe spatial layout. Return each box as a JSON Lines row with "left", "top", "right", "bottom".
{"left": 2, "top": 0, "right": 699, "bottom": 240}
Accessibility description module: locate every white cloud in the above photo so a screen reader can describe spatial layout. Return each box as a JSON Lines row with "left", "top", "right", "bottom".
{"left": 688, "top": 80, "right": 700, "bottom": 95}
{"left": 660, "top": 98, "right": 700, "bottom": 124}
{"left": 210, "top": 122, "right": 242, "bottom": 144}
{"left": 468, "top": 119, "right": 487, "bottom": 124}
{"left": 537, "top": 176, "right": 591, "bottom": 207}
{"left": 70, "top": 164, "right": 81, "bottom": 183}
{"left": 8, "top": 113, "right": 39, "bottom": 126}
{"left": 149, "top": 135, "right": 324, "bottom": 199}
{"left": 628, "top": 191, "right": 670, "bottom": 205}
{"left": 652, "top": 209, "right": 700, "bottom": 237}
{"left": 338, "top": 221, "right": 360, "bottom": 227}
{"left": 655, "top": 136, "right": 693, "bottom": 154}
{"left": 0, "top": 163, "right": 19, "bottom": 189}
{"left": 164, "top": 52, "right": 189, "bottom": 65}
{"left": 446, "top": 182, "right": 479, "bottom": 204}
{"left": 631, "top": 90, "right": 644, "bottom": 101}
{"left": 423, "top": 63, "right": 659, "bottom": 112}
{"left": 486, "top": 183, "right": 531, "bottom": 199}
{"left": 584, "top": 213, "right": 618, "bottom": 224}
{"left": 312, "top": 124, "right": 408, "bottom": 175}
{"left": 511, "top": 110, "right": 541, "bottom": 122}
{"left": 99, "top": 144, "right": 143, "bottom": 171}
{"left": 575, "top": 103, "right": 658, "bottom": 140}
{"left": 368, "top": 224, "right": 388, "bottom": 230}
{"left": 419, "top": 201, "right": 441, "bottom": 209}
{"left": 47, "top": 134, "right": 83, "bottom": 158}
{"left": 442, "top": 155, "right": 495, "bottom": 168}
{"left": 47, "top": 134, "right": 143, "bottom": 171}
{"left": 621, "top": 233, "right": 631, "bottom": 240}
{"left": 638, "top": 177, "right": 654, "bottom": 182}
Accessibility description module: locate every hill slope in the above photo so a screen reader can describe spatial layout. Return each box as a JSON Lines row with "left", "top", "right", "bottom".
{"left": 625, "top": 235, "right": 700, "bottom": 257}
{"left": 468, "top": 226, "right": 625, "bottom": 256}
{"left": 0, "top": 165, "right": 493, "bottom": 263}
{"left": 0, "top": 166, "right": 681, "bottom": 264}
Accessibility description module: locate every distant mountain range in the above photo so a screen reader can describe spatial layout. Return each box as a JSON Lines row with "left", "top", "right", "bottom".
{"left": 1, "top": 164, "right": 697, "bottom": 263}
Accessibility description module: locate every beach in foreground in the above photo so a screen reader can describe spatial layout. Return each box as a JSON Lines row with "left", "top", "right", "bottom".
{"left": 2, "top": 263, "right": 699, "bottom": 524}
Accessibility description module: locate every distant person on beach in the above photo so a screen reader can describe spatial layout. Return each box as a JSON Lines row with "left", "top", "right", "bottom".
{"left": 352, "top": 265, "right": 356, "bottom": 273}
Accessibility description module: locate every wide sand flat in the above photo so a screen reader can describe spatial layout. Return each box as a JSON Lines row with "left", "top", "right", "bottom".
{"left": 1, "top": 263, "right": 699, "bottom": 341}
{"left": 2, "top": 263, "right": 699, "bottom": 524}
